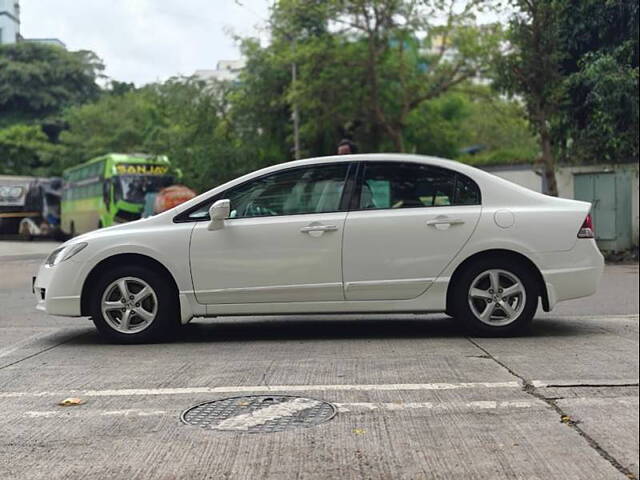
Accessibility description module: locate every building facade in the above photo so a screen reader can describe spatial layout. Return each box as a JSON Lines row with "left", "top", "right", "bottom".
{"left": 0, "top": 0, "right": 20, "bottom": 44}
{"left": 0, "top": 0, "right": 65, "bottom": 47}
{"left": 193, "top": 59, "right": 246, "bottom": 83}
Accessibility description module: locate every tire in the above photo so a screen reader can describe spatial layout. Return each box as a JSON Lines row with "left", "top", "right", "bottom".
{"left": 450, "top": 257, "right": 539, "bottom": 336}
{"left": 89, "top": 264, "right": 180, "bottom": 343}
{"left": 0, "top": 218, "right": 19, "bottom": 234}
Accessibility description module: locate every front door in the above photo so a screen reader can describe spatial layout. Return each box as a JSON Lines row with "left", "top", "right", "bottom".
{"left": 342, "top": 161, "right": 481, "bottom": 301}
{"left": 189, "top": 162, "right": 352, "bottom": 304}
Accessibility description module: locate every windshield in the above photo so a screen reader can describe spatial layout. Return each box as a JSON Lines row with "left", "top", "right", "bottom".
{"left": 116, "top": 175, "right": 174, "bottom": 204}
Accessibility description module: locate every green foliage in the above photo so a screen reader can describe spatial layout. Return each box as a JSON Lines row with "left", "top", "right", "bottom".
{"left": 405, "top": 94, "right": 472, "bottom": 158}
{"left": 254, "top": 0, "right": 504, "bottom": 153}
{"left": 59, "top": 78, "right": 273, "bottom": 192}
{"left": 1, "top": 0, "right": 635, "bottom": 190}
{"left": 231, "top": 38, "right": 292, "bottom": 162}
{"left": 0, "top": 124, "right": 65, "bottom": 176}
{"left": 459, "top": 146, "right": 538, "bottom": 167}
{"left": 288, "top": 35, "right": 370, "bottom": 154}
{"left": 556, "top": 0, "right": 639, "bottom": 163}
{"left": 144, "top": 79, "right": 271, "bottom": 191}
{"left": 59, "top": 88, "right": 156, "bottom": 166}
{"left": 494, "top": 0, "right": 568, "bottom": 194}
{"left": 562, "top": 52, "right": 638, "bottom": 163}
{"left": 457, "top": 93, "right": 538, "bottom": 162}
{"left": 496, "top": 0, "right": 639, "bottom": 170}
{"left": 0, "top": 43, "right": 104, "bottom": 126}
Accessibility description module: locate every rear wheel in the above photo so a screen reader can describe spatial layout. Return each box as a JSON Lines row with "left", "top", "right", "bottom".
{"left": 89, "top": 265, "right": 180, "bottom": 343}
{"left": 451, "top": 258, "right": 539, "bottom": 336}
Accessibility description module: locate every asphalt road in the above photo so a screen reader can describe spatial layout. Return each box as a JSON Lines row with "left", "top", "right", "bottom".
{"left": 0, "top": 242, "right": 638, "bottom": 480}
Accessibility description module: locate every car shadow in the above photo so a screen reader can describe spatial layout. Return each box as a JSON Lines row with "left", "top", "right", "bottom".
{"left": 64, "top": 314, "right": 604, "bottom": 346}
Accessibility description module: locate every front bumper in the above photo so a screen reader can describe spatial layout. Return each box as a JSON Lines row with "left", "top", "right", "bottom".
{"left": 33, "top": 260, "right": 83, "bottom": 316}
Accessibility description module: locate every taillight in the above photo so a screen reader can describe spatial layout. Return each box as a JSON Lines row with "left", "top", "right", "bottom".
{"left": 578, "top": 214, "right": 594, "bottom": 238}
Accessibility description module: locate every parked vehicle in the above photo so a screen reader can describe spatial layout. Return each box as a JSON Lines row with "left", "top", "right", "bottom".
{"left": 34, "top": 154, "right": 604, "bottom": 343}
{"left": 61, "top": 153, "right": 177, "bottom": 235}
{"left": 0, "top": 175, "right": 62, "bottom": 238}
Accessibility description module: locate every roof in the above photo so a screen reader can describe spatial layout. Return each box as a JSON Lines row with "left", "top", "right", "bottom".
{"left": 264, "top": 153, "right": 480, "bottom": 177}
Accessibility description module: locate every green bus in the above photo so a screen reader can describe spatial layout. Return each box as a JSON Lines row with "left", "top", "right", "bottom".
{"left": 61, "top": 153, "right": 176, "bottom": 235}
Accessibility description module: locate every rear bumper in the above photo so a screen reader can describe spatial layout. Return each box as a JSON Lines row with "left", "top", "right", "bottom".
{"left": 536, "top": 239, "right": 605, "bottom": 310}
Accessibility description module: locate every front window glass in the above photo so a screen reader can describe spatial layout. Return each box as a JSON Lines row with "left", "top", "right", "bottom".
{"left": 188, "top": 164, "right": 349, "bottom": 220}
{"left": 116, "top": 175, "right": 174, "bottom": 204}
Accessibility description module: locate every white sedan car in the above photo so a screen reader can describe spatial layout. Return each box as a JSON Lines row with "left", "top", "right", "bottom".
{"left": 34, "top": 154, "right": 604, "bottom": 342}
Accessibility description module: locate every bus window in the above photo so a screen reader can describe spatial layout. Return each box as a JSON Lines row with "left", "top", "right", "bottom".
{"left": 117, "top": 175, "right": 174, "bottom": 204}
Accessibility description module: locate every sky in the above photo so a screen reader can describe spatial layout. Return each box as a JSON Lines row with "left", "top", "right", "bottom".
{"left": 20, "top": 0, "right": 271, "bottom": 85}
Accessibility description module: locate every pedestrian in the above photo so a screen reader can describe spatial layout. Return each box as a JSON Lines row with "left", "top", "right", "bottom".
{"left": 337, "top": 138, "right": 358, "bottom": 155}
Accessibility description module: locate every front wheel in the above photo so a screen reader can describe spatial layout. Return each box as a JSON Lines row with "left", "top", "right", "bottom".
{"left": 451, "top": 258, "right": 539, "bottom": 336}
{"left": 89, "top": 265, "right": 179, "bottom": 343}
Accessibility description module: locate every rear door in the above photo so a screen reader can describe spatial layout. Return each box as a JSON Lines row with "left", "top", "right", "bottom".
{"left": 342, "top": 161, "right": 481, "bottom": 301}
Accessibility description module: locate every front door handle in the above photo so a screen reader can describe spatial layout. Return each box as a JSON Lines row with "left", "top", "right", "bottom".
{"left": 426, "top": 218, "right": 465, "bottom": 226}
{"left": 300, "top": 224, "right": 338, "bottom": 233}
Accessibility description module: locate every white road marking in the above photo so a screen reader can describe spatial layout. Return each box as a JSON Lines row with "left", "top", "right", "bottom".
{"left": 213, "top": 397, "right": 322, "bottom": 431}
{"left": 336, "top": 400, "right": 540, "bottom": 411}
{"left": 6, "top": 379, "right": 637, "bottom": 400}
{"left": 17, "top": 396, "right": 638, "bottom": 420}
{"left": 335, "top": 400, "right": 544, "bottom": 412}
{"left": 0, "top": 381, "right": 521, "bottom": 398}
{"left": 23, "top": 409, "right": 167, "bottom": 418}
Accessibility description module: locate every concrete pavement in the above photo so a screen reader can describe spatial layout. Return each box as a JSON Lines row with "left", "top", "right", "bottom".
{"left": 0, "top": 246, "right": 638, "bottom": 479}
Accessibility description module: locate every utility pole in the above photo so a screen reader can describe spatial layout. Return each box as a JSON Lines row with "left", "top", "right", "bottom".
{"left": 291, "top": 59, "right": 301, "bottom": 160}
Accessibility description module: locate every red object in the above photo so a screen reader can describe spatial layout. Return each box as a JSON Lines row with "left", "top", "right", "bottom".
{"left": 577, "top": 214, "right": 595, "bottom": 238}
{"left": 154, "top": 185, "right": 196, "bottom": 214}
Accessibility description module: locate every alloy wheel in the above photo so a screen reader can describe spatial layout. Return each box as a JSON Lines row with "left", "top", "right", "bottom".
{"left": 100, "top": 276, "right": 158, "bottom": 334}
{"left": 467, "top": 269, "right": 526, "bottom": 327}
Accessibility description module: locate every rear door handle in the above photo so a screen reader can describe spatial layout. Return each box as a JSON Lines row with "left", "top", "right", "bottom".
{"left": 426, "top": 218, "right": 465, "bottom": 226}
{"left": 300, "top": 224, "right": 338, "bottom": 233}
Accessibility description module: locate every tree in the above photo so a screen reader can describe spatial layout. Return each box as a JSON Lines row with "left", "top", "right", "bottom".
{"left": 232, "top": 38, "right": 293, "bottom": 162}
{"left": 324, "top": 0, "right": 502, "bottom": 152}
{"left": 0, "top": 43, "right": 104, "bottom": 126}
{"left": 239, "top": 0, "right": 502, "bottom": 158}
{"left": 494, "top": 0, "right": 563, "bottom": 195}
{"left": 0, "top": 124, "right": 64, "bottom": 176}
{"left": 556, "top": 0, "right": 639, "bottom": 164}
{"left": 454, "top": 87, "right": 539, "bottom": 164}
{"left": 58, "top": 77, "right": 266, "bottom": 191}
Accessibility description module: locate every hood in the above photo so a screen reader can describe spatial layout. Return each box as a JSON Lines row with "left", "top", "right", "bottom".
{"left": 70, "top": 214, "right": 166, "bottom": 244}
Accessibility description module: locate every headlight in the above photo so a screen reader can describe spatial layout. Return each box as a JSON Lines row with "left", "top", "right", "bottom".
{"left": 45, "top": 242, "right": 88, "bottom": 266}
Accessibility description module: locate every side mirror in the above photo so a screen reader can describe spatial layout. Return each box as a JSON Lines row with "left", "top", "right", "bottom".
{"left": 208, "top": 199, "right": 230, "bottom": 231}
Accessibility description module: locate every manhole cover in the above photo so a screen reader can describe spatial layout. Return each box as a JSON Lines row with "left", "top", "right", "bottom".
{"left": 181, "top": 395, "right": 337, "bottom": 433}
